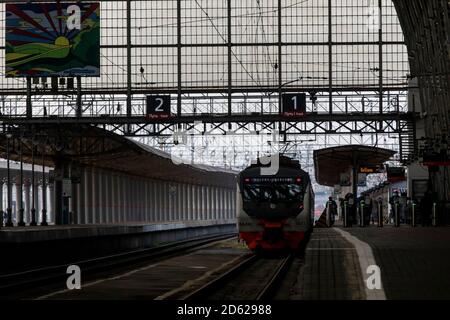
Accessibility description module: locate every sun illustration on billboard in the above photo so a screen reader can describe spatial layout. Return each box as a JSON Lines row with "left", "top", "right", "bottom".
{"left": 5, "top": 2, "right": 100, "bottom": 77}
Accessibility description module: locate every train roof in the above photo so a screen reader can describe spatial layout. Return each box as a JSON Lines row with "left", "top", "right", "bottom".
{"left": 244, "top": 154, "right": 302, "bottom": 171}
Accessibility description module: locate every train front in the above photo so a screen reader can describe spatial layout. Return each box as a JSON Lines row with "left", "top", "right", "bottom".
{"left": 237, "top": 160, "right": 313, "bottom": 251}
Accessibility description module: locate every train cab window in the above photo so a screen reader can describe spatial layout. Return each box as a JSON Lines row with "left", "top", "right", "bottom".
{"left": 243, "top": 183, "right": 303, "bottom": 202}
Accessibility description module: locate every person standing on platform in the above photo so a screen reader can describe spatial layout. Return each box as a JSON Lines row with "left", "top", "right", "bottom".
{"left": 421, "top": 189, "right": 433, "bottom": 226}
{"left": 399, "top": 192, "right": 407, "bottom": 224}
{"left": 328, "top": 196, "right": 337, "bottom": 226}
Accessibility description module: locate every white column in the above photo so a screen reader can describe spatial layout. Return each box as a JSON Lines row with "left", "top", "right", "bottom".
{"left": 217, "top": 187, "right": 221, "bottom": 220}
{"left": 112, "top": 175, "right": 118, "bottom": 223}
{"left": 198, "top": 185, "right": 203, "bottom": 220}
{"left": 222, "top": 189, "right": 227, "bottom": 220}
{"left": 98, "top": 170, "right": 104, "bottom": 224}
{"left": 103, "top": 171, "right": 108, "bottom": 223}
{"left": 144, "top": 180, "right": 149, "bottom": 222}
{"left": 105, "top": 172, "right": 111, "bottom": 224}
{"left": 155, "top": 181, "right": 160, "bottom": 221}
{"left": 35, "top": 185, "right": 41, "bottom": 223}
{"left": 125, "top": 175, "right": 130, "bottom": 222}
{"left": 207, "top": 186, "right": 211, "bottom": 220}
{"left": 223, "top": 189, "right": 227, "bottom": 219}
{"left": 200, "top": 186, "right": 205, "bottom": 220}
{"left": 186, "top": 184, "right": 191, "bottom": 220}
{"left": 165, "top": 182, "right": 170, "bottom": 221}
{"left": 48, "top": 183, "right": 55, "bottom": 224}
{"left": 212, "top": 187, "right": 216, "bottom": 220}
{"left": 130, "top": 176, "right": 135, "bottom": 222}
{"left": 24, "top": 183, "right": 30, "bottom": 223}
{"left": 141, "top": 178, "right": 145, "bottom": 222}
{"left": 15, "top": 183, "right": 20, "bottom": 224}
{"left": 127, "top": 175, "right": 131, "bottom": 222}
{"left": 161, "top": 182, "right": 166, "bottom": 221}
{"left": 135, "top": 178, "right": 140, "bottom": 222}
{"left": 228, "top": 189, "right": 232, "bottom": 219}
{"left": 178, "top": 183, "right": 183, "bottom": 220}
{"left": 119, "top": 175, "right": 124, "bottom": 223}
{"left": 128, "top": 177, "right": 135, "bottom": 222}
{"left": 190, "top": 185, "right": 195, "bottom": 221}
{"left": 156, "top": 181, "right": 161, "bottom": 222}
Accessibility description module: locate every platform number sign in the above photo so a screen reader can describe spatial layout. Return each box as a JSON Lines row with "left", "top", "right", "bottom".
{"left": 146, "top": 95, "right": 171, "bottom": 119}
{"left": 282, "top": 93, "right": 307, "bottom": 117}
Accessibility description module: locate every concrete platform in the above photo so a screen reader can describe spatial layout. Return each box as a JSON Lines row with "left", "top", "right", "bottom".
{"left": 0, "top": 220, "right": 234, "bottom": 243}
{"left": 340, "top": 226, "right": 450, "bottom": 299}
{"left": 285, "top": 228, "right": 367, "bottom": 300}
{"left": 0, "top": 220, "right": 236, "bottom": 273}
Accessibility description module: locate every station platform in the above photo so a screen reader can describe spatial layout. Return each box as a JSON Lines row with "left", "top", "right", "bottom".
{"left": 0, "top": 220, "right": 236, "bottom": 273}
{"left": 286, "top": 226, "right": 450, "bottom": 300}
{"left": 339, "top": 226, "right": 450, "bottom": 299}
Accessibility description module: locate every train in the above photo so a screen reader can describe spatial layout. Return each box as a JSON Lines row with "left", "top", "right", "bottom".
{"left": 237, "top": 155, "right": 315, "bottom": 252}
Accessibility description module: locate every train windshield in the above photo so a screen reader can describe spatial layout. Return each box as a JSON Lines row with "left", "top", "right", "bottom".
{"left": 243, "top": 183, "right": 303, "bottom": 202}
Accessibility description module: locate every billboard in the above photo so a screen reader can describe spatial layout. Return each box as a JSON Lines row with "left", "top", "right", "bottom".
{"left": 5, "top": 2, "right": 100, "bottom": 77}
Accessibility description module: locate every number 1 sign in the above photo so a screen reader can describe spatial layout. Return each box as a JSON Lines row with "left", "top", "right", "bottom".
{"left": 282, "top": 93, "right": 307, "bottom": 117}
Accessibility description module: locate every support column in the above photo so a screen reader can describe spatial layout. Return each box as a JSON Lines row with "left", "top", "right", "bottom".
{"left": 140, "top": 178, "right": 144, "bottom": 222}
{"left": 166, "top": 183, "right": 171, "bottom": 221}
{"left": 155, "top": 181, "right": 160, "bottom": 222}
{"left": 111, "top": 175, "right": 117, "bottom": 223}
{"left": 213, "top": 187, "right": 218, "bottom": 220}
{"left": 70, "top": 180, "right": 77, "bottom": 225}
{"left": 206, "top": 186, "right": 211, "bottom": 220}
{"left": 201, "top": 186, "right": 206, "bottom": 220}
{"left": 126, "top": 175, "right": 131, "bottom": 222}
{"left": 117, "top": 175, "right": 122, "bottom": 223}
{"left": 165, "top": 182, "right": 170, "bottom": 221}
{"left": 187, "top": 184, "right": 191, "bottom": 221}
{"left": 24, "top": 182, "right": 30, "bottom": 224}
{"left": 77, "top": 170, "right": 84, "bottom": 224}
{"left": 18, "top": 140, "right": 25, "bottom": 226}
{"left": 121, "top": 176, "right": 126, "bottom": 223}
{"left": 220, "top": 188, "right": 224, "bottom": 220}
{"left": 0, "top": 181, "right": 3, "bottom": 228}
{"left": 92, "top": 169, "right": 98, "bottom": 224}
{"left": 15, "top": 183, "right": 21, "bottom": 226}
{"left": 198, "top": 185, "right": 203, "bottom": 220}
{"left": 95, "top": 170, "right": 106, "bottom": 224}
{"left": 48, "top": 183, "right": 54, "bottom": 224}
{"left": 35, "top": 185, "right": 41, "bottom": 223}
{"left": 85, "top": 168, "right": 92, "bottom": 224}
{"left": 6, "top": 136, "right": 13, "bottom": 227}
{"left": 30, "top": 146, "right": 37, "bottom": 226}
{"left": 179, "top": 183, "right": 184, "bottom": 220}
{"left": 144, "top": 179, "right": 149, "bottom": 222}
{"left": 41, "top": 150, "right": 48, "bottom": 226}
{"left": 104, "top": 171, "right": 109, "bottom": 223}
{"left": 123, "top": 175, "right": 128, "bottom": 223}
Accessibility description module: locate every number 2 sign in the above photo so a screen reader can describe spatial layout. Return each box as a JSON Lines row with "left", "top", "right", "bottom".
{"left": 146, "top": 95, "right": 172, "bottom": 119}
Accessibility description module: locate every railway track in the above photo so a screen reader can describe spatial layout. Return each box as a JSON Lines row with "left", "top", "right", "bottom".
{"left": 0, "top": 233, "right": 235, "bottom": 299}
{"left": 183, "top": 253, "right": 294, "bottom": 301}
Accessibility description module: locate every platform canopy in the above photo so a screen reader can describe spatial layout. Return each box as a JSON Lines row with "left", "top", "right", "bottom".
{"left": 0, "top": 126, "right": 236, "bottom": 188}
{"left": 313, "top": 145, "right": 396, "bottom": 187}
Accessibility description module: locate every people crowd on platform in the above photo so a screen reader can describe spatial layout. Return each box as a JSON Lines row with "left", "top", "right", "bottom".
{"left": 327, "top": 181, "right": 442, "bottom": 227}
